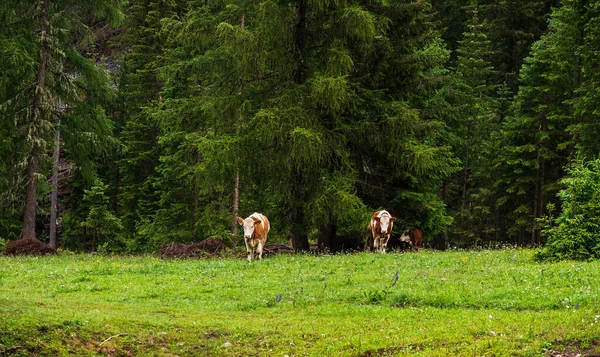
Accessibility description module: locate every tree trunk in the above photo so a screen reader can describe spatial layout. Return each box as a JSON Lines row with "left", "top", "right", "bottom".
{"left": 534, "top": 113, "right": 548, "bottom": 246}
{"left": 537, "top": 154, "right": 546, "bottom": 245}
{"left": 461, "top": 121, "right": 471, "bottom": 211}
{"left": 92, "top": 226, "right": 97, "bottom": 253}
{"left": 532, "top": 100, "right": 548, "bottom": 246}
{"left": 287, "top": 0, "right": 310, "bottom": 253}
{"left": 22, "top": 0, "right": 50, "bottom": 241}
{"left": 288, "top": 190, "right": 309, "bottom": 252}
{"left": 231, "top": 16, "right": 244, "bottom": 245}
{"left": 192, "top": 149, "right": 200, "bottom": 239}
{"left": 49, "top": 121, "right": 60, "bottom": 249}
{"left": 317, "top": 223, "right": 336, "bottom": 252}
{"left": 532, "top": 159, "right": 541, "bottom": 246}
{"left": 292, "top": 0, "right": 307, "bottom": 84}
{"left": 231, "top": 171, "right": 239, "bottom": 245}
{"left": 289, "top": 217, "right": 310, "bottom": 252}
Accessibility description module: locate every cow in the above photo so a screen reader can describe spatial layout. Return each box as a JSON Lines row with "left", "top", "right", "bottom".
{"left": 367, "top": 210, "right": 396, "bottom": 253}
{"left": 400, "top": 228, "right": 424, "bottom": 252}
{"left": 237, "top": 212, "right": 270, "bottom": 262}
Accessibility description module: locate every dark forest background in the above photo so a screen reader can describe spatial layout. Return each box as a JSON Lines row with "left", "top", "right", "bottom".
{"left": 3, "top": 0, "right": 600, "bottom": 260}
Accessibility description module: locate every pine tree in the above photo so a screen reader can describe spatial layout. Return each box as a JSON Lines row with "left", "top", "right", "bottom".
{"left": 81, "top": 179, "right": 123, "bottom": 252}
{"left": 478, "top": 0, "right": 558, "bottom": 91}
{"left": 498, "top": 0, "right": 583, "bottom": 245}
{"left": 0, "top": 2, "right": 34, "bottom": 239}
{"left": 445, "top": 6, "right": 503, "bottom": 246}
{"left": 0, "top": 0, "right": 123, "bottom": 244}
{"left": 573, "top": 1, "right": 600, "bottom": 156}
{"left": 141, "top": 0, "right": 459, "bottom": 252}
{"left": 352, "top": 0, "right": 460, "bottom": 248}
{"left": 116, "top": 0, "right": 178, "bottom": 247}
{"left": 537, "top": 157, "right": 600, "bottom": 261}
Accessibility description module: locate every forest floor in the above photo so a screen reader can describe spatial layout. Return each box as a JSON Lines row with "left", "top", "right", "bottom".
{"left": 1, "top": 249, "right": 600, "bottom": 356}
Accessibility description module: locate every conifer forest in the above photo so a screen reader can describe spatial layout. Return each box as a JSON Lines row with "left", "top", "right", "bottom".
{"left": 2, "top": 0, "right": 600, "bottom": 260}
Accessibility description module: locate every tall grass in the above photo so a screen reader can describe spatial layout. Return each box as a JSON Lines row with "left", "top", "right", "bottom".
{"left": 1, "top": 249, "right": 599, "bottom": 356}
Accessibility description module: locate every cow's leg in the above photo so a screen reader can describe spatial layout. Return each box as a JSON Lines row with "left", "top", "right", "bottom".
{"left": 251, "top": 239, "right": 258, "bottom": 262}
{"left": 245, "top": 238, "right": 252, "bottom": 262}
{"left": 373, "top": 237, "right": 379, "bottom": 252}
{"left": 382, "top": 235, "right": 389, "bottom": 254}
{"left": 376, "top": 237, "right": 384, "bottom": 253}
{"left": 257, "top": 239, "right": 264, "bottom": 260}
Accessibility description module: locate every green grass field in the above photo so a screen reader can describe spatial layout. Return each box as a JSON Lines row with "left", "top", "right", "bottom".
{"left": 1, "top": 249, "right": 600, "bottom": 356}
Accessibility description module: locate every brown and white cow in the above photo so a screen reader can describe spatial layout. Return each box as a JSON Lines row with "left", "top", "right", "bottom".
{"left": 237, "top": 212, "right": 270, "bottom": 262}
{"left": 400, "top": 228, "right": 424, "bottom": 252}
{"left": 368, "top": 210, "right": 396, "bottom": 253}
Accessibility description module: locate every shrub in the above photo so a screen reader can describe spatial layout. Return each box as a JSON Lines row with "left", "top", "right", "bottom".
{"left": 536, "top": 158, "right": 600, "bottom": 261}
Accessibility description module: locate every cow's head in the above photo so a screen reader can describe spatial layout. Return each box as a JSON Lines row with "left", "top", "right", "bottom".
{"left": 400, "top": 229, "right": 411, "bottom": 243}
{"left": 237, "top": 216, "right": 262, "bottom": 240}
{"left": 375, "top": 214, "right": 396, "bottom": 236}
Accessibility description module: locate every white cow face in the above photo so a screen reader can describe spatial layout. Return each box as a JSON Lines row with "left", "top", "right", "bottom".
{"left": 377, "top": 214, "right": 396, "bottom": 235}
{"left": 238, "top": 216, "right": 260, "bottom": 239}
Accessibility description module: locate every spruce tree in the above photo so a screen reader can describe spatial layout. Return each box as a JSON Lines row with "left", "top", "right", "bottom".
{"left": 0, "top": 2, "right": 34, "bottom": 239}
{"left": 142, "top": 0, "right": 459, "bottom": 252}
{"left": 81, "top": 179, "right": 123, "bottom": 252}
{"left": 116, "top": 0, "right": 178, "bottom": 247}
{"left": 352, "top": 0, "right": 459, "bottom": 247}
{"left": 0, "top": 0, "right": 123, "bottom": 244}
{"left": 573, "top": 1, "right": 600, "bottom": 157}
{"left": 445, "top": 6, "right": 502, "bottom": 246}
{"left": 478, "top": 0, "right": 558, "bottom": 91}
{"left": 499, "top": 0, "right": 583, "bottom": 245}
{"left": 536, "top": 158, "right": 600, "bottom": 261}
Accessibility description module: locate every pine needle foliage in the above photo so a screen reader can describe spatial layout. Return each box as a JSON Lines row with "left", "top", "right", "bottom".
{"left": 0, "top": 0, "right": 123, "bottom": 243}
{"left": 121, "top": 0, "right": 461, "bottom": 251}
{"left": 443, "top": 5, "right": 504, "bottom": 246}
{"left": 497, "top": 0, "right": 584, "bottom": 245}
{"left": 536, "top": 158, "right": 600, "bottom": 261}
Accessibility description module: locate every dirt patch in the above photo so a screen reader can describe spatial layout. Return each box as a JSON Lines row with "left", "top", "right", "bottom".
{"left": 357, "top": 346, "right": 422, "bottom": 356}
{"left": 159, "top": 240, "right": 298, "bottom": 259}
{"left": 3, "top": 238, "right": 57, "bottom": 256}
{"left": 548, "top": 340, "right": 600, "bottom": 357}
{"left": 159, "top": 238, "right": 225, "bottom": 259}
{"left": 263, "top": 243, "right": 294, "bottom": 254}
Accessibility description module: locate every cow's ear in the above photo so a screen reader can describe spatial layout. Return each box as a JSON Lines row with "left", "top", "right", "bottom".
{"left": 390, "top": 217, "right": 396, "bottom": 222}
{"left": 237, "top": 216, "right": 244, "bottom": 225}
{"left": 374, "top": 217, "right": 381, "bottom": 222}
{"left": 252, "top": 217, "right": 261, "bottom": 225}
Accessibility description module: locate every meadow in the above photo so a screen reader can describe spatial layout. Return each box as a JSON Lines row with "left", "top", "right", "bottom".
{"left": 1, "top": 249, "right": 599, "bottom": 356}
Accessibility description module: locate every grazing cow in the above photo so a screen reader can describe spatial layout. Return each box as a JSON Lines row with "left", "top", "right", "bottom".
{"left": 400, "top": 228, "right": 424, "bottom": 252}
{"left": 367, "top": 210, "right": 396, "bottom": 253}
{"left": 237, "top": 213, "right": 270, "bottom": 262}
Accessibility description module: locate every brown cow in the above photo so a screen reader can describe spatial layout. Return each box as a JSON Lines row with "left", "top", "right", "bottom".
{"left": 367, "top": 210, "right": 396, "bottom": 254}
{"left": 400, "top": 228, "right": 424, "bottom": 252}
{"left": 237, "top": 212, "right": 270, "bottom": 262}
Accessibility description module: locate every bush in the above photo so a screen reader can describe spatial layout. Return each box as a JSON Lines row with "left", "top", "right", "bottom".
{"left": 536, "top": 158, "right": 600, "bottom": 261}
